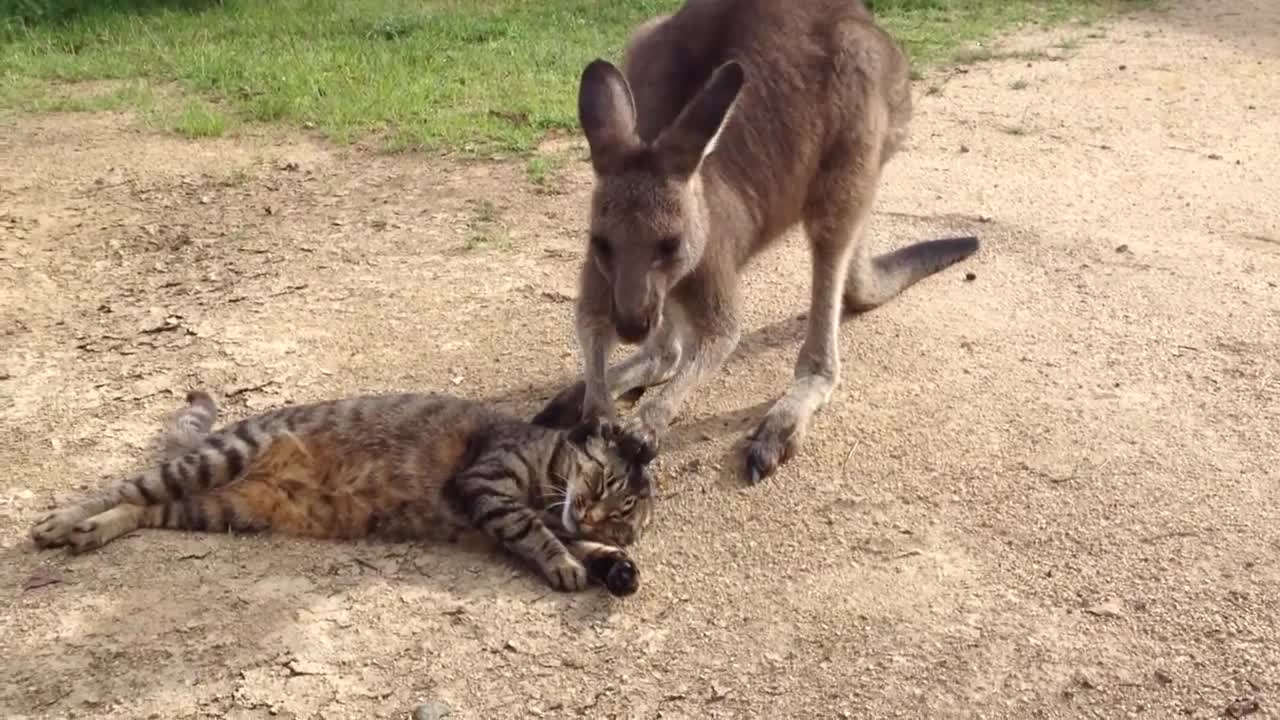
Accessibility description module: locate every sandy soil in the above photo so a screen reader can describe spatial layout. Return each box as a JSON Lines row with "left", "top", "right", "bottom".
{"left": 2, "top": 1, "right": 1277, "bottom": 718}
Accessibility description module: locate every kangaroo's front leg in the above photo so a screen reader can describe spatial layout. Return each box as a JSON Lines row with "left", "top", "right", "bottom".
{"left": 621, "top": 285, "right": 742, "bottom": 461}
{"left": 533, "top": 309, "right": 685, "bottom": 430}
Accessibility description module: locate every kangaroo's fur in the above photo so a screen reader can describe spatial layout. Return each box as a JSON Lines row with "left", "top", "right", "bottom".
{"left": 533, "top": 0, "right": 979, "bottom": 482}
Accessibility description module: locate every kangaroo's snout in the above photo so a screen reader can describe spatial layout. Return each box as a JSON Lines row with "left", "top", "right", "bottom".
{"left": 612, "top": 309, "right": 653, "bottom": 344}
{"left": 611, "top": 274, "right": 659, "bottom": 344}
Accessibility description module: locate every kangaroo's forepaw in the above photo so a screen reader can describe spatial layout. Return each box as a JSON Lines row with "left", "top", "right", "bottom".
{"left": 618, "top": 417, "right": 660, "bottom": 467}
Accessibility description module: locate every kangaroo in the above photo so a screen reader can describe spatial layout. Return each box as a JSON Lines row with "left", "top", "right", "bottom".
{"left": 533, "top": 0, "right": 979, "bottom": 482}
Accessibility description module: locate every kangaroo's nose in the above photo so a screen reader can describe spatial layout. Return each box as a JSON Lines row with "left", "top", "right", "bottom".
{"left": 614, "top": 314, "right": 651, "bottom": 344}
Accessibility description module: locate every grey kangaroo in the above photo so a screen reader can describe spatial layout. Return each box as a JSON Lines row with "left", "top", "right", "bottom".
{"left": 533, "top": 0, "right": 979, "bottom": 482}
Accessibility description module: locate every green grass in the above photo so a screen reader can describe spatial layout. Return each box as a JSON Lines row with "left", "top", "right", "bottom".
{"left": 168, "top": 98, "right": 230, "bottom": 137}
{"left": 1, "top": 0, "right": 1150, "bottom": 153}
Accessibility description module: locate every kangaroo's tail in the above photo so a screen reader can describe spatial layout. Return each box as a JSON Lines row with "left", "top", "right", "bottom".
{"left": 845, "top": 235, "right": 980, "bottom": 313}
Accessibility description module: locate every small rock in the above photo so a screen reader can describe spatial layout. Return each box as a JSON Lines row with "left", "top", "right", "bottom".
{"left": 1085, "top": 599, "right": 1125, "bottom": 619}
{"left": 709, "top": 683, "right": 730, "bottom": 702}
{"left": 1024, "top": 460, "right": 1074, "bottom": 484}
{"left": 1118, "top": 64, "right": 1127, "bottom": 70}
{"left": 504, "top": 639, "right": 520, "bottom": 653}
{"left": 977, "top": 214, "right": 993, "bottom": 223}
{"left": 284, "top": 658, "right": 331, "bottom": 676}
{"left": 964, "top": 271, "right": 977, "bottom": 282}
{"left": 1072, "top": 669, "right": 1100, "bottom": 690}
{"left": 959, "top": 144, "right": 970, "bottom": 153}
{"left": 1224, "top": 698, "right": 1260, "bottom": 718}
{"left": 1115, "top": 243, "right": 1130, "bottom": 253}
{"left": 414, "top": 700, "right": 452, "bottom": 720}
{"left": 1154, "top": 669, "right": 1173, "bottom": 685}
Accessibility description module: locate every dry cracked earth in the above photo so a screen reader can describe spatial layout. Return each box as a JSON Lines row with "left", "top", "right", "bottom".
{"left": 1, "top": 1, "right": 1277, "bottom": 718}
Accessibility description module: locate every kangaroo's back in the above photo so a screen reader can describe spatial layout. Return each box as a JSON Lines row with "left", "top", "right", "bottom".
{"left": 620, "top": 0, "right": 906, "bottom": 243}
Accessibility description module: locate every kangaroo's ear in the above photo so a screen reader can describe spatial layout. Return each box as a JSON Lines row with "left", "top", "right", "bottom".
{"left": 579, "top": 59, "right": 639, "bottom": 175}
{"left": 655, "top": 60, "right": 745, "bottom": 177}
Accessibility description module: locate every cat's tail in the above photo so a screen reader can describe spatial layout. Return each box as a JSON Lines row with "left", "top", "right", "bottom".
{"left": 161, "top": 390, "right": 220, "bottom": 459}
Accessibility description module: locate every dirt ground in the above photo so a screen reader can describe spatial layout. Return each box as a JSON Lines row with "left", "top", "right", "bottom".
{"left": 2, "top": 1, "right": 1278, "bottom": 718}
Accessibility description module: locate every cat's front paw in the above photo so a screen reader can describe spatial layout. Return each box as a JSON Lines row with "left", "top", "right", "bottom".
{"left": 30, "top": 506, "right": 91, "bottom": 549}
{"left": 582, "top": 550, "right": 641, "bottom": 597}
{"left": 544, "top": 555, "right": 589, "bottom": 592}
{"left": 603, "top": 556, "right": 640, "bottom": 597}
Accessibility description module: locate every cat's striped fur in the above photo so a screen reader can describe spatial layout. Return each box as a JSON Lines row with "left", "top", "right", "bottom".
{"left": 30, "top": 391, "right": 656, "bottom": 596}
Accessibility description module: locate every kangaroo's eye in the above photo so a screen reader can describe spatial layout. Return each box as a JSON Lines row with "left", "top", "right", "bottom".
{"left": 590, "top": 234, "right": 611, "bottom": 258}
{"left": 656, "top": 236, "right": 681, "bottom": 259}
{"left": 622, "top": 497, "right": 636, "bottom": 511}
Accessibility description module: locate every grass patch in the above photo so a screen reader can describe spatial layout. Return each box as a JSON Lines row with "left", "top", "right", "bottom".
{"left": 524, "top": 151, "right": 572, "bottom": 193}
{"left": 460, "top": 198, "right": 511, "bottom": 251}
{"left": 952, "top": 46, "right": 1058, "bottom": 65}
{"left": 1008, "top": 79, "right": 1030, "bottom": 90}
{"left": 167, "top": 98, "right": 230, "bottom": 137}
{"left": 2, "top": 0, "right": 1151, "bottom": 153}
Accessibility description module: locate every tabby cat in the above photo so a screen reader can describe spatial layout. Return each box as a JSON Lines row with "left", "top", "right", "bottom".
{"left": 30, "top": 391, "right": 656, "bottom": 596}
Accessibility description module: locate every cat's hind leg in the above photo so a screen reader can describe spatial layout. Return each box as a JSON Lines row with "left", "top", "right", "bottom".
{"left": 63, "top": 504, "right": 149, "bottom": 553}
{"left": 31, "top": 495, "right": 124, "bottom": 549}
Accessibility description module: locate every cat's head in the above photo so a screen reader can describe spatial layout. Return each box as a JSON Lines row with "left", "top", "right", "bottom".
{"left": 556, "top": 421, "right": 657, "bottom": 546}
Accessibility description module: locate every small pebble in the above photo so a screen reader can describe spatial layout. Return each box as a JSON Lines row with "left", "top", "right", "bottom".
{"left": 414, "top": 700, "right": 452, "bottom": 720}
{"left": 1115, "top": 244, "right": 1130, "bottom": 253}
{"left": 964, "top": 272, "right": 977, "bottom": 282}
{"left": 1225, "top": 698, "right": 1261, "bottom": 719}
